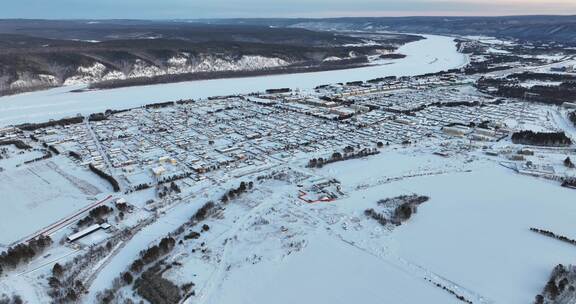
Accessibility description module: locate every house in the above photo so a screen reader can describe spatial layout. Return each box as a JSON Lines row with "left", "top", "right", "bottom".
{"left": 151, "top": 166, "right": 166, "bottom": 176}
{"left": 442, "top": 126, "right": 470, "bottom": 137}
{"left": 67, "top": 223, "right": 111, "bottom": 242}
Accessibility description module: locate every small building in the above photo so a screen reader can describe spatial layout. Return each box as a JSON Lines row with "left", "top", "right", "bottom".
{"left": 246, "top": 133, "right": 261, "bottom": 140}
{"left": 442, "top": 126, "right": 469, "bottom": 137}
{"left": 395, "top": 118, "right": 416, "bottom": 126}
{"left": 67, "top": 223, "right": 111, "bottom": 242}
{"left": 151, "top": 166, "right": 166, "bottom": 176}
{"left": 475, "top": 128, "right": 496, "bottom": 137}
{"left": 470, "top": 133, "right": 492, "bottom": 141}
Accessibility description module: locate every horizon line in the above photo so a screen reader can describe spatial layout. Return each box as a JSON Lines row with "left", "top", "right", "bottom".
{"left": 2, "top": 14, "right": 576, "bottom": 21}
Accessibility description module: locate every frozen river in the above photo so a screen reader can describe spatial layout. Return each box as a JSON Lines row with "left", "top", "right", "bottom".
{"left": 0, "top": 34, "right": 468, "bottom": 126}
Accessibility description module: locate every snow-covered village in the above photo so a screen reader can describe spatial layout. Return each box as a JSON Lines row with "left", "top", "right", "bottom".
{"left": 1, "top": 14, "right": 576, "bottom": 304}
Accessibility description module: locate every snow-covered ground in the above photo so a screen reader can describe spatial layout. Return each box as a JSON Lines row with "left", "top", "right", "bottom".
{"left": 392, "top": 165, "right": 576, "bottom": 304}
{"left": 157, "top": 149, "right": 576, "bottom": 304}
{"left": 1, "top": 105, "right": 574, "bottom": 303}
{"left": 3, "top": 31, "right": 575, "bottom": 304}
{"left": 0, "top": 157, "right": 110, "bottom": 246}
{"left": 315, "top": 151, "right": 576, "bottom": 304}
{"left": 207, "top": 229, "right": 462, "bottom": 304}
{"left": 0, "top": 35, "right": 468, "bottom": 126}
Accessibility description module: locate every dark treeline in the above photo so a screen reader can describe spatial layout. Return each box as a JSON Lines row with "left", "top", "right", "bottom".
{"left": 379, "top": 53, "right": 406, "bottom": 59}
{"left": 158, "top": 172, "right": 192, "bottom": 185}
{"left": 88, "top": 109, "right": 132, "bottom": 122}
{"left": 383, "top": 195, "right": 430, "bottom": 224}
{"left": 445, "top": 120, "right": 493, "bottom": 129}
{"left": 378, "top": 195, "right": 430, "bottom": 206}
{"left": 0, "top": 140, "right": 31, "bottom": 150}
{"left": 265, "top": 88, "right": 291, "bottom": 94}
{"left": 0, "top": 294, "right": 24, "bottom": 304}
{"left": 367, "top": 76, "right": 397, "bottom": 84}
{"left": 346, "top": 81, "right": 364, "bottom": 86}
{"left": 130, "top": 237, "right": 176, "bottom": 274}
{"left": 191, "top": 201, "right": 216, "bottom": 223}
{"left": 319, "top": 95, "right": 345, "bottom": 103}
{"left": 88, "top": 113, "right": 107, "bottom": 122}
{"left": 145, "top": 101, "right": 175, "bottom": 109}
{"left": 77, "top": 205, "right": 113, "bottom": 227}
{"left": 465, "top": 64, "right": 511, "bottom": 75}
{"left": 134, "top": 263, "right": 182, "bottom": 304}
{"left": 102, "top": 197, "right": 218, "bottom": 303}
{"left": 384, "top": 105, "right": 426, "bottom": 115}
{"left": 54, "top": 235, "right": 128, "bottom": 303}
{"left": 23, "top": 150, "right": 52, "bottom": 164}
{"left": 562, "top": 177, "right": 576, "bottom": 189}
{"left": 414, "top": 69, "right": 460, "bottom": 79}
{"left": 17, "top": 116, "right": 84, "bottom": 131}
{"left": 477, "top": 76, "right": 576, "bottom": 105}
{"left": 184, "top": 231, "right": 201, "bottom": 241}
{"left": 48, "top": 145, "right": 60, "bottom": 155}
{"left": 384, "top": 100, "right": 481, "bottom": 116}
{"left": 157, "top": 182, "right": 181, "bottom": 199}
{"left": 397, "top": 200, "right": 427, "bottom": 222}
{"left": 508, "top": 72, "right": 576, "bottom": 82}
{"left": 48, "top": 266, "right": 86, "bottom": 304}
{"left": 220, "top": 181, "right": 253, "bottom": 204}
{"left": 530, "top": 228, "right": 576, "bottom": 246}
{"left": 427, "top": 279, "right": 473, "bottom": 304}
{"left": 569, "top": 111, "right": 576, "bottom": 127}
{"left": 511, "top": 131, "right": 572, "bottom": 147}
{"left": 564, "top": 157, "right": 575, "bottom": 169}
{"left": 131, "top": 183, "right": 151, "bottom": 192}
{"left": 110, "top": 238, "right": 180, "bottom": 304}
{"left": 365, "top": 195, "right": 430, "bottom": 227}
{"left": 431, "top": 100, "right": 482, "bottom": 108}
{"left": 88, "top": 164, "right": 120, "bottom": 192}
{"left": 68, "top": 151, "right": 82, "bottom": 160}
{"left": 534, "top": 264, "right": 576, "bottom": 304}
{"left": 0, "top": 235, "right": 52, "bottom": 275}
{"left": 364, "top": 209, "right": 388, "bottom": 226}
{"left": 176, "top": 99, "right": 196, "bottom": 105}
{"left": 307, "top": 147, "right": 380, "bottom": 168}
{"left": 464, "top": 54, "right": 542, "bottom": 75}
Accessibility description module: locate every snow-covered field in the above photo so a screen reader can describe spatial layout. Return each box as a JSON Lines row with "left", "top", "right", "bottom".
{"left": 315, "top": 151, "right": 576, "bottom": 304}
{"left": 0, "top": 158, "right": 108, "bottom": 246}
{"left": 146, "top": 149, "right": 576, "bottom": 304}
{"left": 393, "top": 166, "right": 576, "bottom": 304}
{"left": 208, "top": 229, "right": 462, "bottom": 304}
{"left": 0, "top": 35, "right": 468, "bottom": 126}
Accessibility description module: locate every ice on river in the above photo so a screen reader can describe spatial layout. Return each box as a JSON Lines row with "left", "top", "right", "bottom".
{"left": 0, "top": 35, "right": 468, "bottom": 126}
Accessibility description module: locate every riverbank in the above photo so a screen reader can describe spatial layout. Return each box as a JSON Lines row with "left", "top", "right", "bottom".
{"left": 0, "top": 35, "right": 468, "bottom": 126}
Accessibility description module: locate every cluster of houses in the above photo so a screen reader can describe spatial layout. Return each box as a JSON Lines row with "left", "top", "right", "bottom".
{"left": 3, "top": 71, "right": 565, "bottom": 196}
{"left": 0, "top": 127, "right": 18, "bottom": 142}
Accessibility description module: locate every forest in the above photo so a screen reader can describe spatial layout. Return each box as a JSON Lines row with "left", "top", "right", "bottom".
{"left": 511, "top": 131, "right": 572, "bottom": 147}
{"left": 477, "top": 74, "right": 576, "bottom": 105}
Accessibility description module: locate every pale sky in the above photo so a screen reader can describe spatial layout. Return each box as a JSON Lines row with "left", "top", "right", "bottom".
{"left": 1, "top": 0, "right": 575, "bottom": 19}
